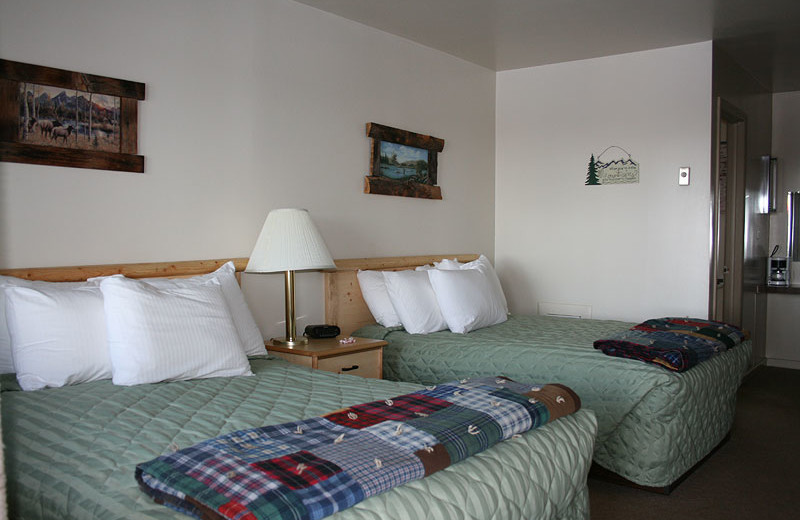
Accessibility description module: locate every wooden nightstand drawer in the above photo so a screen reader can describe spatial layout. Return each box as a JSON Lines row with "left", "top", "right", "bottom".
{"left": 317, "top": 350, "right": 380, "bottom": 378}
{"left": 266, "top": 337, "right": 385, "bottom": 379}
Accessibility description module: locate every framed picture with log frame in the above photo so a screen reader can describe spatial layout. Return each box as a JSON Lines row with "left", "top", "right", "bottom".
{"left": 365, "top": 122, "right": 444, "bottom": 200}
{"left": 0, "top": 59, "right": 145, "bottom": 173}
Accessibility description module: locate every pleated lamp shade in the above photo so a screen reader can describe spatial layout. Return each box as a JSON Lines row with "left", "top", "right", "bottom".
{"left": 246, "top": 208, "right": 335, "bottom": 273}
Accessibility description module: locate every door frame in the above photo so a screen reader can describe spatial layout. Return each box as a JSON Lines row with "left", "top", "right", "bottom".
{"left": 709, "top": 98, "right": 746, "bottom": 324}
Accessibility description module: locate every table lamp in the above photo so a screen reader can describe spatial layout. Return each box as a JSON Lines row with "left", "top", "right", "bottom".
{"left": 246, "top": 208, "right": 336, "bottom": 347}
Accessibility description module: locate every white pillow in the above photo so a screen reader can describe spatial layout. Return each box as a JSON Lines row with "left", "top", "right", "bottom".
{"left": 0, "top": 275, "right": 89, "bottom": 374}
{"left": 382, "top": 270, "right": 447, "bottom": 334}
{"left": 4, "top": 284, "right": 112, "bottom": 391}
{"left": 356, "top": 270, "right": 402, "bottom": 327}
{"left": 428, "top": 268, "right": 508, "bottom": 334}
{"left": 100, "top": 276, "right": 252, "bottom": 386}
{"left": 433, "top": 258, "right": 463, "bottom": 270}
{"left": 94, "top": 262, "right": 265, "bottom": 356}
{"left": 457, "top": 255, "right": 508, "bottom": 314}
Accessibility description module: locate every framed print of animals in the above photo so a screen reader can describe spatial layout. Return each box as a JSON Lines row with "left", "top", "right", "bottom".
{"left": 0, "top": 59, "right": 145, "bottom": 173}
{"left": 364, "top": 122, "right": 444, "bottom": 200}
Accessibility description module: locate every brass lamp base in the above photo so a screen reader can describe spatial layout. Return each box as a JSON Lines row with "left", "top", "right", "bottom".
{"left": 271, "top": 336, "right": 308, "bottom": 348}
{"left": 272, "top": 269, "right": 308, "bottom": 349}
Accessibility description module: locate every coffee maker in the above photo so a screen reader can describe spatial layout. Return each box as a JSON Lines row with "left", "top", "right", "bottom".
{"left": 767, "top": 256, "right": 791, "bottom": 287}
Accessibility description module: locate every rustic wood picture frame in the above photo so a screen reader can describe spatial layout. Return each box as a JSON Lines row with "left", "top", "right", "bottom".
{"left": 365, "top": 122, "right": 444, "bottom": 200}
{"left": 0, "top": 59, "right": 145, "bottom": 173}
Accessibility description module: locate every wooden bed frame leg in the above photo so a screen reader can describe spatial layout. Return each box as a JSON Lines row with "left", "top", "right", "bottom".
{"left": 588, "top": 432, "right": 731, "bottom": 495}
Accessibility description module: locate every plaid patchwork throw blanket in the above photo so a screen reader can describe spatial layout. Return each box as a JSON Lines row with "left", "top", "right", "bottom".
{"left": 136, "top": 376, "right": 580, "bottom": 520}
{"left": 593, "top": 317, "right": 746, "bottom": 372}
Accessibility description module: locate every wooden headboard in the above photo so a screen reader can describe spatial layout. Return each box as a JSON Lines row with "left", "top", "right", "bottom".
{"left": 0, "top": 258, "right": 250, "bottom": 282}
{"left": 324, "top": 254, "right": 479, "bottom": 336}
{"left": 1, "top": 254, "right": 477, "bottom": 335}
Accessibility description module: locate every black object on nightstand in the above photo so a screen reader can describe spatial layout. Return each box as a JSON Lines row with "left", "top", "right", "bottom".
{"left": 304, "top": 324, "right": 341, "bottom": 339}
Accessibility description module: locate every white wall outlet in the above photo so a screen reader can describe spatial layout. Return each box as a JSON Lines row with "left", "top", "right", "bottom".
{"left": 679, "top": 167, "right": 690, "bottom": 185}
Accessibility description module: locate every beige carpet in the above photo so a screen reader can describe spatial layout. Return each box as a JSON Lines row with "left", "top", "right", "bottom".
{"left": 589, "top": 366, "right": 800, "bottom": 519}
{"left": 2, "top": 364, "right": 788, "bottom": 520}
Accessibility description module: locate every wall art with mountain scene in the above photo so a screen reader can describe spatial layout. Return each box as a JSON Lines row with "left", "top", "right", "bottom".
{"left": 586, "top": 146, "right": 639, "bottom": 185}
{"left": 0, "top": 59, "right": 145, "bottom": 173}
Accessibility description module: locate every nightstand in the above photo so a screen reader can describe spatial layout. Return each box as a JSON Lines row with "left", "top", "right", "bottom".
{"left": 266, "top": 337, "right": 386, "bottom": 379}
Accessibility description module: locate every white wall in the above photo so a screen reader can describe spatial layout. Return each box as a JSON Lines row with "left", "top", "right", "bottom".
{"left": 0, "top": 0, "right": 496, "bottom": 338}
{"left": 495, "top": 42, "right": 713, "bottom": 322}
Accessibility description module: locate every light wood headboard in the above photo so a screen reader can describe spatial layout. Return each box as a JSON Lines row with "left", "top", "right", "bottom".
{"left": 1, "top": 254, "right": 476, "bottom": 335}
{"left": 0, "top": 258, "right": 250, "bottom": 282}
{"left": 324, "top": 254, "right": 479, "bottom": 336}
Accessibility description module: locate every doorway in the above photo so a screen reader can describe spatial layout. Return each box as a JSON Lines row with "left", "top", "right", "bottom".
{"left": 710, "top": 99, "right": 745, "bottom": 325}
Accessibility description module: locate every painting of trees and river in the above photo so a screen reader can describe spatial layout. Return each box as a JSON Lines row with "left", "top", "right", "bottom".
{"left": 379, "top": 142, "right": 430, "bottom": 184}
{"left": 18, "top": 83, "right": 121, "bottom": 152}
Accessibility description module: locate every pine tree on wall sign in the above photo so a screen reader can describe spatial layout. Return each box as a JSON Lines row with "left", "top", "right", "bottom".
{"left": 586, "top": 154, "right": 600, "bottom": 185}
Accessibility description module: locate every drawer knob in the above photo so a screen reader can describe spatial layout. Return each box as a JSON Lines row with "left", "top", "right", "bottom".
{"left": 341, "top": 365, "right": 360, "bottom": 372}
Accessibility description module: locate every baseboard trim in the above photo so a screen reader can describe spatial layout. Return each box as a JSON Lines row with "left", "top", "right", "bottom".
{"left": 765, "top": 358, "right": 800, "bottom": 370}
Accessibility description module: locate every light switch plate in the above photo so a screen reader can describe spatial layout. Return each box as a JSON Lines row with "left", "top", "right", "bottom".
{"left": 679, "top": 167, "right": 690, "bottom": 186}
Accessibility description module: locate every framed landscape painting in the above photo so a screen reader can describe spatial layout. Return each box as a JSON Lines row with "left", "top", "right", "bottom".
{"left": 18, "top": 83, "right": 122, "bottom": 153}
{"left": 365, "top": 122, "right": 444, "bottom": 200}
{"left": 0, "top": 59, "right": 145, "bottom": 173}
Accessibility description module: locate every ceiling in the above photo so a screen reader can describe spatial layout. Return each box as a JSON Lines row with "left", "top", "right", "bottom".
{"left": 294, "top": 0, "right": 800, "bottom": 93}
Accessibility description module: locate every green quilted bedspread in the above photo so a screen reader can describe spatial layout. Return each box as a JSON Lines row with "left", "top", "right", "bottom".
{"left": 355, "top": 314, "right": 751, "bottom": 488}
{"left": 1, "top": 357, "right": 597, "bottom": 520}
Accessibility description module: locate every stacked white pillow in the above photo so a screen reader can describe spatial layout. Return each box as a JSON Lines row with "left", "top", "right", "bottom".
{"left": 0, "top": 261, "right": 261, "bottom": 390}
{"left": 4, "top": 282, "right": 111, "bottom": 391}
{"left": 101, "top": 275, "right": 252, "bottom": 386}
{"left": 358, "top": 255, "right": 508, "bottom": 335}
{"left": 126, "top": 261, "right": 266, "bottom": 357}
{"left": 0, "top": 276, "right": 87, "bottom": 375}
{"left": 428, "top": 263, "right": 507, "bottom": 334}
{"left": 433, "top": 255, "right": 509, "bottom": 315}
{"left": 357, "top": 270, "right": 402, "bottom": 327}
{"left": 383, "top": 270, "right": 448, "bottom": 334}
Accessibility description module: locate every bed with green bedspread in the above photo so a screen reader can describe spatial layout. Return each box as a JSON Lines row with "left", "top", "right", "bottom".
{"left": 354, "top": 314, "right": 751, "bottom": 489}
{"left": 1, "top": 357, "right": 597, "bottom": 520}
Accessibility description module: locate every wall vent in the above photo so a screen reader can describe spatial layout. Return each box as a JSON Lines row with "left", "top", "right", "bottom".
{"left": 538, "top": 302, "right": 592, "bottom": 319}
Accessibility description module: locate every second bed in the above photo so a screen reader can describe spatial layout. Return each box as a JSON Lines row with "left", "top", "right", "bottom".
{"left": 324, "top": 255, "right": 751, "bottom": 491}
